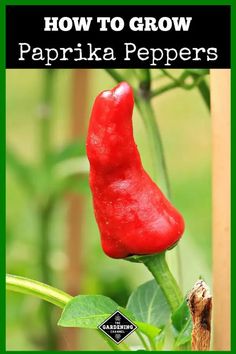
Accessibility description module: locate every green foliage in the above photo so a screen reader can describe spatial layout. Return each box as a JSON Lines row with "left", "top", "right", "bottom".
{"left": 58, "top": 295, "right": 119, "bottom": 328}
{"left": 50, "top": 140, "right": 86, "bottom": 164}
{"left": 7, "top": 139, "right": 90, "bottom": 201}
{"left": 174, "top": 318, "right": 192, "bottom": 347}
{"left": 185, "top": 69, "right": 209, "bottom": 76}
{"left": 155, "top": 330, "right": 166, "bottom": 350}
{"left": 6, "top": 148, "right": 35, "bottom": 194}
{"left": 171, "top": 298, "right": 192, "bottom": 347}
{"left": 57, "top": 284, "right": 165, "bottom": 348}
{"left": 127, "top": 279, "right": 171, "bottom": 329}
{"left": 50, "top": 140, "right": 89, "bottom": 195}
{"left": 10, "top": 274, "right": 190, "bottom": 350}
{"left": 8, "top": 272, "right": 192, "bottom": 350}
{"left": 57, "top": 292, "right": 162, "bottom": 343}
{"left": 134, "top": 321, "right": 161, "bottom": 339}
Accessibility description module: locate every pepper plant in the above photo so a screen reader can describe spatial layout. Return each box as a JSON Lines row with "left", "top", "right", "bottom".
{"left": 6, "top": 68, "right": 210, "bottom": 350}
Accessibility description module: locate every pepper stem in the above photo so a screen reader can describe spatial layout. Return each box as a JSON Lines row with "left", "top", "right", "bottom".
{"left": 144, "top": 253, "right": 183, "bottom": 312}
{"left": 129, "top": 252, "right": 183, "bottom": 313}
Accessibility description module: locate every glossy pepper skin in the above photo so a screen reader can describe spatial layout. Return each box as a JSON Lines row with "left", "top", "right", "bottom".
{"left": 86, "top": 82, "right": 185, "bottom": 259}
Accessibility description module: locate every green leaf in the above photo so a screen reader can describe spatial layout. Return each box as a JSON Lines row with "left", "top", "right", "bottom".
{"left": 155, "top": 330, "right": 166, "bottom": 350}
{"left": 171, "top": 299, "right": 190, "bottom": 333}
{"left": 54, "top": 174, "right": 90, "bottom": 197}
{"left": 54, "top": 156, "right": 89, "bottom": 179}
{"left": 51, "top": 140, "right": 86, "bottom": 164}
{"left": 175, "top": 318, "right": 192, "bottom": 346}
{"left": 58, "top": 295, "right": 119, "bottom": 329}
{"left": 135, "top": 321, "right": 161, "bottom": 339}
{"left": 6, "top": 148, "right": 35, "bottom": 194}
{"left": 171, "top": 298, "right": 192, "bottom": 346}
{"left": 185, "top": 69, "right": 209, "bottom": 76}
{"left": 51, "top": 141, "right": 90, "bottom": 197}
{"left": 119, "top": 306, "right": 161, "bottom": 340}
{"left": 117, "top": 306, "right": 135, "bottom": 320}
{"left": 126, "top": 279, "right": 171, "bottom": 329}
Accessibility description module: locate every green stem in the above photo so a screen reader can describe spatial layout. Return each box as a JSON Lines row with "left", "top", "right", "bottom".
{"left": 100, "top": 330, "right": 131, "bottom": 351}
{"left": 105, "top": 69, "right": 126, "bottom": 84}
{"left": 135, "top": 97, "right": 171, "bottom": 198}
{"left": 40, "top": 70, "right": 54, "bottom": 165}
{"left": 6, "top": 274, "right": 72, "bottom": 308}
{"left": 39, "top": 69, "right": 56, "bottom": 349}
{"left": 159, "top": 69, "right": 192, "bottom": 90}
{"left": 174, "top": 245, "right": 183, "bottom": 294}
{"left": 197, "top": 79, "right": 210, "bottom": 110}
{"left": 99, "top": 331, "right": 132, "bottom": 351}
{"left": 152, "top": 73, "right": 166, "bottom": 82}
{"left": 150, "top": 70, "right": 187, "bottom": 98}
{"left": 119, "top": 341, "right": 131, "bottom": 351}
{"left": 174, "top": 341, "right": 191, "bottom": 351}
{"left": 39, "top": 200, "right": 57, "bottom": 349}
{"left": 137, "top": 69, "right": 151, "bottom": 91}
{"left": 100, "top": 331, "right": 131, "bottom": 351}
{"left": 160, "top": 69, "right": 179, "bottom": 83}
{"left": 152, "top": 70, "right": 208, "bottom": 97}
{"left": 150, "top": 81, "right": 179, "bottom": 98}
{"left": 39, "top": 201, "right": 53, "bottom": 284}
{"left": 149, "top": 338, "right": 156, "bottom": 351}
{"left": 135, "top": 95, "right": 185, "bottom": 289}
{"left": 99, "top": 331, "right": 122, "bottom": 351}
{"left": 136, "top": 330, "right": 150, "bottom": 350}
{"left": 7, "top": 274, "right": 131, "bottom": 351}
{"left": 141, "top": 253, "right": 183, "bottom": 313}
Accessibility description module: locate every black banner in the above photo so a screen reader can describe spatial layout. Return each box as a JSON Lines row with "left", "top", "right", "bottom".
{"left": 6, "top": 5, "right": 230, "bottom": 68}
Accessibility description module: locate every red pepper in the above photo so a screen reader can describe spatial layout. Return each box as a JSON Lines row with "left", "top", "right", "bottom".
{"left": 86, "top": 82, "right": 184, "bottom": 259}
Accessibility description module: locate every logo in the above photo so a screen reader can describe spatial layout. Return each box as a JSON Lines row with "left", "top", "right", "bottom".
{"left": 98, "top": 310, "right": 137, "bottom": 344}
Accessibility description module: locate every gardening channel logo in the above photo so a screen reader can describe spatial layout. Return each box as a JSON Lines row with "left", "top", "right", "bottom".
{"left": 98, "top": 310, "right": 137, "bottom": 344}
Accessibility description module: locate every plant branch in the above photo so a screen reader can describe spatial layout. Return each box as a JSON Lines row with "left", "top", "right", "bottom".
{"left": 119, "top": 341, "right": 131, "bottom": 351}
{"left": 197, "top": 79, "right": 210, "bottom": 111}
{"left": 135, "top": 97, "right": 171, "bottom": 197}
{"left": 39, "top": 70, "right": 54, "bottom": 165}
{"left": 99, "top": 331, "right": 122, "bottom": 351}
{"left": 6, "top": 274, "right": 72, "bottom": 309}
{"left": 6, "top": 147, "right": 34, "bottom": 195}
{"left": 159, "top": 69, "right": 195, "bottom": 90}
{"left": 136, "top": 330, "right": 150, "bottom": 350}
{"left": 149, "top": 337, "right": 157, "bottom": 351}
{"left": 39, "top": 69, "right": 56, "bottom": 349}
{"left": 151, "top": 70, "right": 210, "bottom": 100}
{"left": 150, "top": 81, "right": 179, "bottom": 98}
{"left": 7, "top": 274, "right": 131, "bottom": 351}
{"left": 137, "top": 253, "right": 183, "bottom": 313}
{"left": 105, "top": 69, "right": 126, "bottom": 84}
{"left": 160, "top": 69, "right": 179, "bottom": 83}
{"left": 137, "top": 69, "right": 151, "bottom": 91}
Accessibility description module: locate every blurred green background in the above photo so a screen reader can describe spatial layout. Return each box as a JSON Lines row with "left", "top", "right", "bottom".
{"left": 6, "top": 69, "right": 211, "bottom": 350}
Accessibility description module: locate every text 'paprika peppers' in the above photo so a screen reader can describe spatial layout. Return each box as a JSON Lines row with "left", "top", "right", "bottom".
{"left": 86, "top": 82, "right": 184, "bottom": 259}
